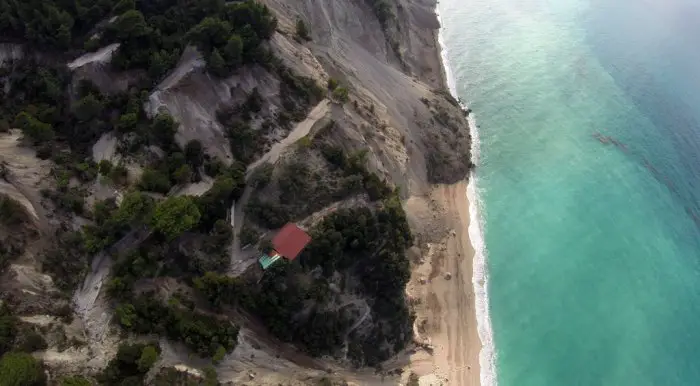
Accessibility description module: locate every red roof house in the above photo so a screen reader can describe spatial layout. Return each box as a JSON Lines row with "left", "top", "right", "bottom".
{"left": 272, "top": 223, "right": 311, "bottom": 261}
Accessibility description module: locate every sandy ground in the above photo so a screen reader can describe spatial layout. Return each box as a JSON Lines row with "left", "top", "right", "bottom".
{"left": 406, "top": 181, "right": 480, "bottom": 386}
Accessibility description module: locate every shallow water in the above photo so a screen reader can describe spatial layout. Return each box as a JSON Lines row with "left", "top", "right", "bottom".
{"left": 439, "top": 0, "right": 700, "bottom": 384}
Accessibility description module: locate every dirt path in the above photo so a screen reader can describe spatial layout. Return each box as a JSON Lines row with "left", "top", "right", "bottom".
{"left": 229, "top": 99, "right": 331, "bottom": 275}
{"left": 245, "top": 99, "right": 330, "bottom": 176}
{"left": 72, "top": 227, "right": 152, "bottom": 368}
{"left": 67, "top": 43, "right": 120, "bottom": 70}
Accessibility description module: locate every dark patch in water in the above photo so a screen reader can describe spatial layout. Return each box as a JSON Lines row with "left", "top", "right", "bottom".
{"left": 593, "top": 131, "right": 700, "bottom": 228}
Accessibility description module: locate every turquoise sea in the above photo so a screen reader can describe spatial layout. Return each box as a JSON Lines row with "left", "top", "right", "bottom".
{"left": 438, "top": 0, "right": 700, "bottom": 385}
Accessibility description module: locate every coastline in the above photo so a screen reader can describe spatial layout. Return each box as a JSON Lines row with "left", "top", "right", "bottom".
{"left": 401, "top": 2, "right": 491, "bottom": 385}
{"left": 405, "top": 182, "right": 481, "bottom": 385}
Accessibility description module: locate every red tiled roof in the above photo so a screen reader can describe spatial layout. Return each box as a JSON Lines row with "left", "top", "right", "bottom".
{"left": 272, "top": 223, "right": 311, "bottom": 260}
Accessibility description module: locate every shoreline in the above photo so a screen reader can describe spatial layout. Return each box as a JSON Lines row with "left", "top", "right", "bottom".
{"left": 405, "top": 182, "right": 481, "bottom": 385}
{"left": 402, "top": 2, "right": 494, "bottom": 385}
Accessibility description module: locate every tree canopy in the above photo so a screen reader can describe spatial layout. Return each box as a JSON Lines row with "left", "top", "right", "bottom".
{"left": 151, "top": 196, "right": 201, "bottom": 239}
{"left": 0, "top": 352, "right": 46, "bottom": 386}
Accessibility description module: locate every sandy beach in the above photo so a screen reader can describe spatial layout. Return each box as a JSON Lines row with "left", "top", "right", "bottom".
{"left": 405, "top": 181, "right": 481, "bottom": 385}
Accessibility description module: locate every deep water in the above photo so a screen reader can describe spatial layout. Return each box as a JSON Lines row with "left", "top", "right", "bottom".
{"left": 439, "top": 0, "right": 700, "bottom": 385}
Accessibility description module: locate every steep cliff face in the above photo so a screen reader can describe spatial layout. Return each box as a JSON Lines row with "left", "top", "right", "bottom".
{"left": 0, "top": 0, "right": 471, "bottom": 383}
{"left": 262, "top": 0, "right": 471, "bottom": 191}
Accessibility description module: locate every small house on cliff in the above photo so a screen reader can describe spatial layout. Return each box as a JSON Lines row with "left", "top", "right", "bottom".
{"left": 258, "top": 223, "right": 311, "bottom": 269}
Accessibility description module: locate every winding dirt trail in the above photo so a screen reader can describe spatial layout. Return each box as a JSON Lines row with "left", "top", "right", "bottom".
{"left": 245, "top": 99, "right": 330, "bottom": 176}
{"left": 229, "top": 99, "right": 330, "bottom": 275}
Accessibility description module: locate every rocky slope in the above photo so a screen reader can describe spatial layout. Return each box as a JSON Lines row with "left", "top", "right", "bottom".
{"left": 0, "top": 0, "right": 471, "bottom": 384}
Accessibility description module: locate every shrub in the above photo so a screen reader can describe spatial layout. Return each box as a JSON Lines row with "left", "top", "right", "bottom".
{"left": 72, "top": 94, "right": 103, "bottom": 122}
{"left": 332, "top": 87, "right": 349, "bottom": 103}
{"left": 116, "top": 113, "right": 138, "bottom": 133}
{"left": 99, "top": 343, "right": 157, "bottom": 385}
{"left": 327, "top": 78, "right": 338, "bottom": 91}
{"left": 60, "top": 376, "right": 93, "bottom": 386}
{"left": 173, "top": 164, "right": 194, "bottom": 185}
{"left": 98, "top": 160, "right": 113, "bottom": 176}
{"left": 149, "top": 113, "right": 179, "bottom": 150}
{"left": 207, "top": 49, "right": 228, "bottom": 77}
{"left": 14, "top": 112, "right": 54, "bottom": 143}
{"left": 296, "top": 19, "right": 311, "bottom": 41}
{"left": 137, "top": 345, "right": 159, "bottom": 372}
{"left": 0, "top": 195, "right": 29, "bottom": 227}
{"left": 115, "top": 295, "right": 239, "bottom": 358}
{"left": 0, "top": 352, "right": 46, "bottom": 386}
{"left": 139, "top": 168, "right": 172, "bottom": 194}
{"left": 365, "top": 0, "right": 394, "bottom": 27}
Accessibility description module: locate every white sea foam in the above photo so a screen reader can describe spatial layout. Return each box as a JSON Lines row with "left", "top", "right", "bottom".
{"left": 436, "top": 5, "right": 498, "bottom": 386}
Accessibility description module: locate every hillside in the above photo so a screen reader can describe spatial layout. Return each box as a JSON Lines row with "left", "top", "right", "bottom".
{"left": 0, "top": 0, "right": 472, "bottom": 384}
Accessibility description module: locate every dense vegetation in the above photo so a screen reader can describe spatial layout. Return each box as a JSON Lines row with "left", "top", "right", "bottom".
{"left": 0, "top": 352, "right": 46, "bottom": 386}
{"left": 0, "top": 0, "right": 417, "bottom": 374}
{"left": 98, "top": 342, "right": 160, "bottom": 385}
{"left": 246, "top": 143, "right": 392, "bottom": 229}
{"left": 0, "top": 0, "right": 277, "bottom": 82}
{"left": 0, "top": 305, "right": 48, "bottom": 386}
{"left": 115, "top": 294, "right": 238, "bottom": 358}
{"left": 201, "top": 192, "right": 413, "bottom": 364}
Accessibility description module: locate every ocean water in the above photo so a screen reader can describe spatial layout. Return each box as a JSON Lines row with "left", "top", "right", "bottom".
{"left": 438, "top": 0, "right": 700, "bottom": 385}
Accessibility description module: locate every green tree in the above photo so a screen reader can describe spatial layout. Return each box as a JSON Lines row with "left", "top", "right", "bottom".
{"left": 296, "top": 19, "right": 311, "bottom": 41}
{"left": 212, "top": 345, "right": 226, "bottom": 364}
{"left": 327, "top": 78, "right": 338, "bottom": 91}
{"left": 113, "top": 190, "right": 154, "bottom": 225}
{"left": 115, "top": 303, "right": 137, "bottom": 328}
{"left": 72, "top": 94, "right": 103, "bottom": 122}
{"left": 207, "top": 49, "right": 227, "bottom": 77}
{"left": 172, "top": 165, "right": 193, "bottom": 185}
{"left": 148, "top": 51, "right": 171, "bottom": 80}
{"left": 150, "top": 113, "right": 179, "bottom": 149}
{"left": 56, "top": 24, "right": 72, "bottom": 48}
{"left": 137, "top": 345, "right": 158, "bottom": 372}
{"left": 139, "top": 168, "right": 172, "bottom": 194}
{"left": 98, "top": 160, "right": 113, "bottom": 175}
{"left": 332, "top": 86, "right": 349, "bottom": 103}
{"left": 186, "top": 17, "right": 233, "bottom": 53}
{"left": 116, "top": 113, "right": 138, "bottom": 133}
{"left": 223, "top": 35, "right": 243, "bottom": 68}
{"left": 0, "top": 352, "right": 46, "bottom": 386}
{"left": 113, "top": 10, "right": 150, "bottom": 40}
{"left": 151, "top": 196, "right": 201, "bottom": 239}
